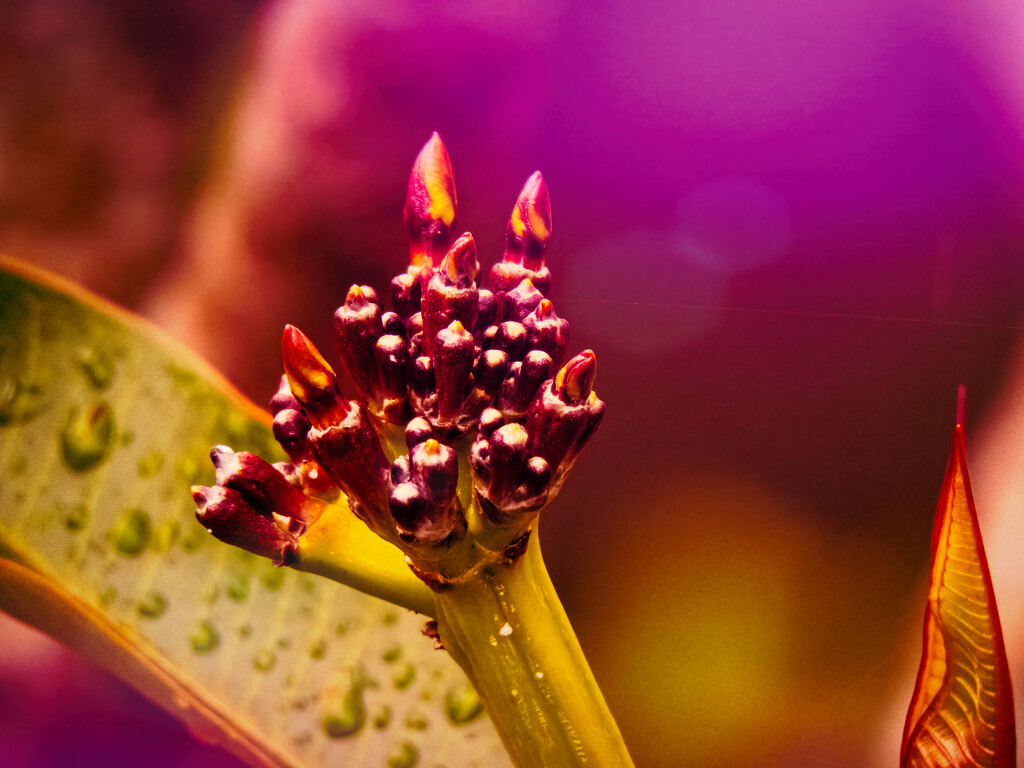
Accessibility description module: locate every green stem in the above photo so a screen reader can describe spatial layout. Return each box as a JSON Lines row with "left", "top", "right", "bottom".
{"left": 434, "top": 527, "right": 634, "bottom": 768}
{"left": 295, "top": 501, "right": 437, "bottom": 617}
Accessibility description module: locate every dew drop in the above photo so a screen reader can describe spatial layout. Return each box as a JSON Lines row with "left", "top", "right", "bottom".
{"left": 137, "top": 449, "right": 165, "bottom": 478}
{"left": 445, "top": 681, "right": 483, "bottom": 725}
{"left": 0, "top": 375, "right": 48, "bottom": 425}
{"left": 61, "top": 402, "right": 115, "bottom": 471}
{"left": 263, "top": 566, "right": 286, "bottom": 590}
{"left": 387, "top": 742, "right": 419, "bottom": 768}
{"left": 79, "top": 348, "right": 114, "bottom": 389}
{"left": 64, "top": 504, "right": 90, "bottom": 532}
{"left": 404, "top": 712, "right": 428, "bottom": 731}
{"left": 191, "top": 620, "right": 220, "bottom": 654}
{"left": 310, "top": 639, "right": 327, "bottom": 660}
{"left": 321, "top": 679, "right": 367, "bottom": 738}
{"left": 499, "top": 622, "right": 513, "bottom": 637}
{"left": 112, "top": 508, "right": 151, "bottom": 556}
{"left": 226, "top": 573, "right": 250, "bottom": 602}
{"left": 138, "top": 591, "right": 168, "bottom": 619}
{"left": 393, "top": 663, "right": 416, "bottom": 690}
{"left": 254, "top": 650, "right": 276, "bottom": 672}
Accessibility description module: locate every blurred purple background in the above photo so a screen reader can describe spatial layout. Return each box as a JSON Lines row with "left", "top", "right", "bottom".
{"left": 2, "top": 1, "right": 1024, "bottom": 766}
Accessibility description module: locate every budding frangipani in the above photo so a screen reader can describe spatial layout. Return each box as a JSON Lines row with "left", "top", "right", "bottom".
{"left": 281, "top": 325, "right": 351, "bottom": 430}
{"left": 490, "top": 172, "right": 553, "bottom": 294}
{"left": 195, "top": 134, "right": 604, "bottom": 584}
{"left": 270, "top": 376, "right": 338, "bottom": 497}
{"left": 193, "top": 444, "right": 331, "bottom": 566}
{"left": 471, "top": 350, "right": 603, "bottom": 525}
{"left": 389, "top": 438, "right": 463, "bottom": 544}
{"left": 404, "top": 132, "right": 457, "bottom": 269}
{"left": 334, "top": 285, "right": 385, "bottom": 406}
{"left": 421, "top": 233, "right": 480, "bottom": 359}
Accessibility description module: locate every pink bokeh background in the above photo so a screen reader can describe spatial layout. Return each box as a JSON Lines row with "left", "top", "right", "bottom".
{"left": 2, "top": 1, "right": 1024, "bottom": 766}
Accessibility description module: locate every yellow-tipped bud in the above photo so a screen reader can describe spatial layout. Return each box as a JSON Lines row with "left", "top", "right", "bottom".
{"left": 505, "top": 171, "right": 551, "bottom": 270}
{"left": 405, "top": 132, "right": 457, "bottom": 268}
{"left": 281, "top": 325, "right": 350, "bottom": 429}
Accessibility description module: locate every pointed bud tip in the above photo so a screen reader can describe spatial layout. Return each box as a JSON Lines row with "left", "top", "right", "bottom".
{"left": 407, "top": 134, "right": 457, "bottom": 224}
{"left": 345, "top": 284, "right": 369, "bottom": 309}
{"left": 281, "top": 325, "right": 336, "bottom": 399}
{"left": 557, "top": 350, "right": 597, "bottom": 404}
{"left": 507, "top": 171, "right": 552, "bottom": 257}
{"left": 442, "top": 233, "right": 479, "bottom": 284}
{"left": 191, "top": 486, "right": 209, "bottom": 506}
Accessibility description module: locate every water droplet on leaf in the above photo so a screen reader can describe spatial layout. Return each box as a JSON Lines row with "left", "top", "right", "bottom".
{"left": 138, "top": 591, "right": 168, "bottom": 619}
{"left": 404, "top": 712, "right": 428, "bottom": 731}
{"left": 79, "top": 348, "right": 114, "bottom": 389}
{"left": 111, "top": 508, "right": 151, "bottom": 556}
{"left": 64, "top": 504, "right": 89, "bottom": 531}
{"left": 191, "top": 620, "right": 220, "bottom": 654}
{"left": 445, "top": 681, "right": 483, "bottom": 725}
{"left": 387, "top": 742, "right": 419, "bottom": 768}
{"left": 254, "top": 650, "right": 276, "bottom": 671}
{"left": 226, "top": 573, "right": 250, "bottom": 602}
{"left": 0, "top": 375, "right": 48, "bottom": 425}
{"left": 137, "top": 449, "right": 165, "bottom": 478}
{"left": 61, "top": 402, "right": 114, "bottom": 471}
{"left": 394, "top": 664, "right": 416, "bottom": 690}
{"left": 322, "top": 676, "right": 367, "bottom": 739}
{"left": 263, "top": 567, "right": 286, "bottom": 590}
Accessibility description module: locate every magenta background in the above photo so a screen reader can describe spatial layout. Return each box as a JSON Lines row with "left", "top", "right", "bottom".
{"left": 2, "top": 1, "right": 1024, "bottom": 766}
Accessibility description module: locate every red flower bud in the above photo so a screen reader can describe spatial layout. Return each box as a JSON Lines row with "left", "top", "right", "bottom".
{"left": 405, "top": 132, "right": 457, "bottom": 268}
{"left": 281, "top": 325, "right": 351, "bottom": 430}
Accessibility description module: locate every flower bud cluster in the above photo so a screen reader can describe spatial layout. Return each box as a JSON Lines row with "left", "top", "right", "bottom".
{"left": 194, "top": 134, "right": 605, "bottom": 580}
{"left": 193, "top": 446, "right": 326, "bottom": 565}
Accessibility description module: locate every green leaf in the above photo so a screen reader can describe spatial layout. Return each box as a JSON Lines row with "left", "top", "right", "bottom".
{"left": 0, "top": 257, "right": 509, "bottom": 768}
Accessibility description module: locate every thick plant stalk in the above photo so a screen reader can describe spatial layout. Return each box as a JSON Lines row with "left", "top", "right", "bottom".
{"left": 435, "top": 529, "right": 635, "bottom": 768}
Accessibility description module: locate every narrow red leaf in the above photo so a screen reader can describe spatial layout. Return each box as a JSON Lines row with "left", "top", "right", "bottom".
{"left": 901, "top": 424, "right": 1016, "bottom": 767}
